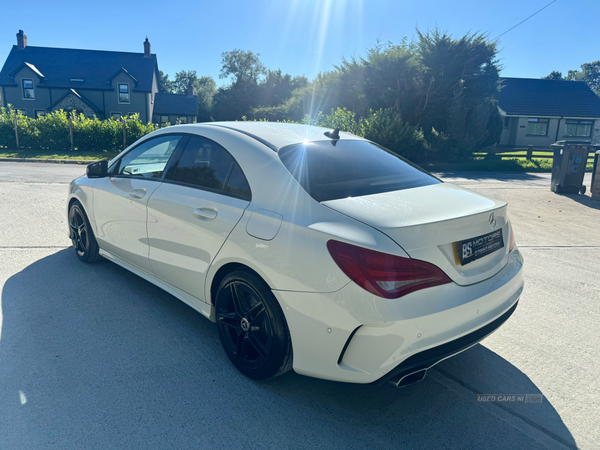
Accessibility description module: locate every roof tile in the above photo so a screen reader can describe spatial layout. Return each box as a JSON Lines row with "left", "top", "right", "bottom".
{"left": 0, "top": 45, "right": 156, "bottom": 91}
{"left": 154, "top": 93, "right": 197, "bottom": 116}
{"left": 497, "top": 78, "right": 600, "bottom": 118}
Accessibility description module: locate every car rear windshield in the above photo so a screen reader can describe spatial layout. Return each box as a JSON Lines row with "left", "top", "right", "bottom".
{"left": 278, "top": 139, "right": 440, "bottom": 202}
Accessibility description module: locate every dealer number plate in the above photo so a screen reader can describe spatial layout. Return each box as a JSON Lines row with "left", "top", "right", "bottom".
{"left": 454, "top": 230, "right": 504, "bottom": 266}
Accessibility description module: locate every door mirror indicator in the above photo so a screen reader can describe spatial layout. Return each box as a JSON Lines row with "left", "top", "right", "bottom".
{"left": 87, "top": 160, "right": 108, "bottom": 178}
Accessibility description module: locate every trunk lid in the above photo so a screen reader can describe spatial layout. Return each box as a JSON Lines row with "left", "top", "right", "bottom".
{"left": 322, "top": 183, "right": 509, "bottom": 286}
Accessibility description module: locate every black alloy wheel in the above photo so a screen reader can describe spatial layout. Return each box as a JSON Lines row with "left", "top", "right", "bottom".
{"left": 68, "top": 201, "right": 101, "bottom": 263}
{"left": 216, "top": 271, "right": 293, "bottom": 380}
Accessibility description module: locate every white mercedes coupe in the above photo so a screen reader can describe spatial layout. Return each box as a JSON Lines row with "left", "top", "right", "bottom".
{"left": 67, "top": 122, "right": 524, "bottom": 387}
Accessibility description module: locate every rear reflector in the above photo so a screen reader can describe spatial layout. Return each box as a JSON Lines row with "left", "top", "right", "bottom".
{"left": 327, "top": 240, "right": 452, "bottom": 299}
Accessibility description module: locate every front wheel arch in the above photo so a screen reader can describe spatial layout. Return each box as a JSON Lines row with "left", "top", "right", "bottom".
{"left": 68, "top": 199, "right": 101, "bottom": 263}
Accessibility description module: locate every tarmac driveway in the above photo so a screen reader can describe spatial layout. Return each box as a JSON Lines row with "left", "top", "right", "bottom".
{"left": 0, "top": 163, "right": 598, "bottom": 449}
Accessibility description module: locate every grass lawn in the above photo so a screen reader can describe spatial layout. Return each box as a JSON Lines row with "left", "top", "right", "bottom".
{"left": 426, "top": 156, "right": 594, "bottom": 173}
{"left": 0, "top": 149, "right": 119, "bottom": 161}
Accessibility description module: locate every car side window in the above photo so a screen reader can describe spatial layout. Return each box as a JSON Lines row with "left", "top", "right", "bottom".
{"left": 224, "top": 163, "right": 251, "bottom": 198}
{"left": 116, "top": 135, "right": 182, "bottom": 179}
{"left": 168, "top": 136, "right": 235, "bottom": 191}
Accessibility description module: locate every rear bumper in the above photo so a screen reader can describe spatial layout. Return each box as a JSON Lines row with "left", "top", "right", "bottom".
{"left": 273, "top": 249, "right": 524, "bottom": 384}
{"left": 376, "top": 300, "right": 518, "bottom": 386}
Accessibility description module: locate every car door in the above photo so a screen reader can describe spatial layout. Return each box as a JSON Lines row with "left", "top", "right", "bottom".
{"left": 146, "top": 135, "right": 251, "bottom": 302}
{"left": 92, "top": 134, "right": 186, "bottom": 273}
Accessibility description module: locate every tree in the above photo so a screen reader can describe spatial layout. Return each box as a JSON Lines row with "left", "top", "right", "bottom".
{"left": 415, "top": 31, "right": 500, "bottom": 117}
{"left": 158, "top": 70, "right": 175, "bottom": 93}
{"left": 219, "top": 49, "right": 266, "bottom": 85}
{"left": 257, "top": 70, "right": 308, "bottom": 107}
{"left": 194, "top": 76, "right": 217, "bottom": 122}
{"left": 173, "top": 70, "right": 198, "bottom": 95}
{"left": 231, "top": 31, "right": 504, "bottom": 160}
{"left": 213, "top": 50, "right": 267, "bottom": 120}
{"left": 542, "top": 71, "right": 564, "bottom": 80}
{"left": 544, "top": 61, "right": 600, "bottom": 95}
{"left": 567, "top": 61, "right": 600, "bottom": 95}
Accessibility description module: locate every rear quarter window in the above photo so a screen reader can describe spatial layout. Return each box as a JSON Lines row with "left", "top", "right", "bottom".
{"left": 278, "top": 140, "right": 440, "bottom": 202}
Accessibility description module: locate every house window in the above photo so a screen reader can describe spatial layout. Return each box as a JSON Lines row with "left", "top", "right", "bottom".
{"left": 565, "top": 119, "right": 593, "bottom": 137}
{"left": 17, "top": 108, "right": 27, "bottom": 116}
{"left": 22, "top": 79, "right": 34, "bottom": 99}
{"left": 111, "top": 112, "right": 122, "bottom": 119}
{"left": 34, "top": 110, "right": 46, "bottom": 118}
{"left": 160, "top": 116, "right": 169, "bottom": 127}
{"left": 527, "top": 118, "right": 549, "bottom": 136}
{"left": 178, "top": 116, "right": 187, "bottom": 124}
{"left": 118, "top": 83, "right": 130, "bottom": 103}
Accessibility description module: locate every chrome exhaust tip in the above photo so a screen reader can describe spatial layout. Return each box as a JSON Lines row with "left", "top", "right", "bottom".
{"left": 389, "top": 368, "right": 428, "bottom": 388}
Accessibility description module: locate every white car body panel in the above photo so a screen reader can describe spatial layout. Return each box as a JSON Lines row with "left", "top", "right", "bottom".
{"left": 92, "top": 177, "right": 162, "bottom": 273}
{"left": 146, "top": 182, "right": 249, "bottom": 301}
{"left": 274, "top": 249, "right": 523, "bottom": 383}
{"left": 205, "top": 202, "right": 405, "bottom": 298}
{"left": 323, "top": 183, "right": 510, "bottom": 285}
{"left": 67, "top": 122, "right": 524, "bottom": 384}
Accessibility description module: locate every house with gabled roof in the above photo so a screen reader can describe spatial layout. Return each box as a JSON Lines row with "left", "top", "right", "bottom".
{"left": 0, "top": 30, "right": 197, "bottom": 125}
{"left": 496, "top": 77, "right": 600, "bottom": 148}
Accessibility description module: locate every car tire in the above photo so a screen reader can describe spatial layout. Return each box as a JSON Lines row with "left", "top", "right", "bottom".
{"left": 215, "top": 270, "right": 293, "bottom": 380}
{"left": 68, "top": 201, "right": 101, "bottom": 263}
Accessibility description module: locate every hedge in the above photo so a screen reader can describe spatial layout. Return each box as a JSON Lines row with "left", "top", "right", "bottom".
{"left": 1, "top": 105, "right": 430, "bottom": 162}
{"left": 0, "top": 106, "right": 159, "bottom": 151}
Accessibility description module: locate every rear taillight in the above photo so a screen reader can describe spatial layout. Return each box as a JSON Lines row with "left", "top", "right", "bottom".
{"left": 327, "top": 240, "right": 452, "bottom": 299}
{"left": 508, "top": 222, "right": 516, "bottom": 252}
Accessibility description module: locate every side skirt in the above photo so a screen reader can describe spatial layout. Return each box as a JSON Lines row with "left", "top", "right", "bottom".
{"left": 99, "top": 249, "right": 214, "bottom": 321}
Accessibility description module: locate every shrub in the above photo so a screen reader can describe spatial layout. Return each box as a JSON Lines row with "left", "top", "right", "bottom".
{"left": 0, "top": 107, "right": 159, "bottom": 152}
{"left": 0, "top": 106, "right": 19, "bottom": 148}
{"left": 303, "top": 107, "right": 362, "bottom": 135}
{"left": 301, "top": 107, "right": 430, "bottom": 162}
{"left": 35, "top": 110, "right": 70, "bottom": 150}
{"left": 359, "top": 109, "right": 429, "bottom": 162}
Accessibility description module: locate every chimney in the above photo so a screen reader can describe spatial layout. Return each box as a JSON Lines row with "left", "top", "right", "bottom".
{"left": 187, "top": 82, "right": 194, "bottom": 97}
{"left": 143, "top": 37, "right": 151, "bottom": 57}
{"left": 17, "top": 30, "right": 27, "bottom": 49}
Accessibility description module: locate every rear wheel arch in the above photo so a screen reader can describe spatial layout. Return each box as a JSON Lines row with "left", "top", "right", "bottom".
{"left": 213, "top": 267, "right": 293, "bottom": 379}
{"left": 209, "top": 262, "right": 273, "bottom": 308}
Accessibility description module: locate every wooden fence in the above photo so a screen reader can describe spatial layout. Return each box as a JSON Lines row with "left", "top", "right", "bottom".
{"left": 481, "top": 146, "right": 597, "bottom": 161}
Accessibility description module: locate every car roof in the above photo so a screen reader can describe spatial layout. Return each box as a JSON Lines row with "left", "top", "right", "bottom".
{"left": 202, "top": 121, "right": 364, "bottom": 151}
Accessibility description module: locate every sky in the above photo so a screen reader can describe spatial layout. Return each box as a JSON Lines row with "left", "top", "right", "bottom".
{"left": 1, "top": 0, "right": 598, "bottom": 86}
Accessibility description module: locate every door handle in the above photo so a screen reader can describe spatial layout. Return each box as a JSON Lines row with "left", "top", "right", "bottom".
{"left": 193, "top": 207, "right": 218, "bottom": 221}
{"left": 129, "top": 188, "right": 146, "bottom": 199}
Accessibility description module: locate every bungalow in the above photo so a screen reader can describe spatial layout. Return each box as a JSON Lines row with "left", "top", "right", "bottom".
{"left": 0, "top": 30, "right": 197, "bottom": 125}
{"left": 496, "top": 77, "right": 600, "bottom": 148}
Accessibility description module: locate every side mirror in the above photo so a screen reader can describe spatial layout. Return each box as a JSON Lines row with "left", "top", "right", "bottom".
{"left": 87, "top": 160, "right": 108, "bottom": 178}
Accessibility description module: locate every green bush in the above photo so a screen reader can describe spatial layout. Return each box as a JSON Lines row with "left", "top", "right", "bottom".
{"left": 301, "top": 107, "right": 430, "bottom": 162}
{"left": 0, "top": 106, "right": 18, "bottom": 148}
{"left": 0, "top": 106, "right": 159, "bottom": 152}
{"left": 303, "top": 107, "right": 362, "bottom": 135}
{"left": 359, "top": 109, "right": 430, "bottom": 162}
{"left": 35, "top": 110, "right": 70, "bottom": 150}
